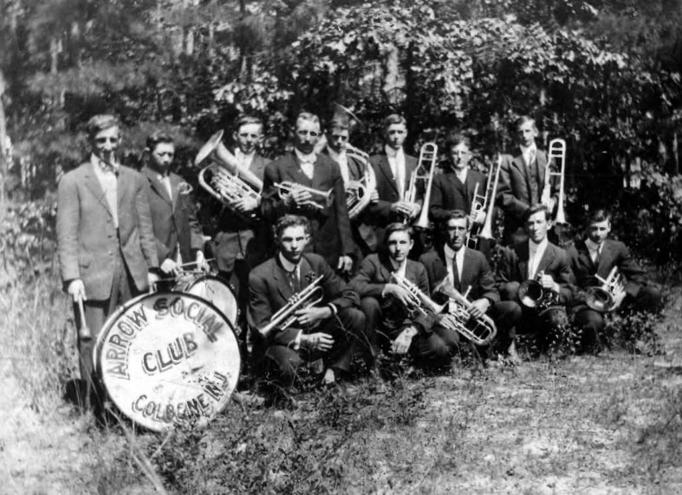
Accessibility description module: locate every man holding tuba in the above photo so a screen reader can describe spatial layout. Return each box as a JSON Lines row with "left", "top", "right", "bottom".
{"left": 567, "top": 209, "right": 662, "bottom": 353}
{"left": 248, "top": 215, "right": 364, "bottom": 388}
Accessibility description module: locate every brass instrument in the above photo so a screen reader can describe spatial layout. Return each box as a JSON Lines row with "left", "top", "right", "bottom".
{"left": 259, "top": 275, "right": 325, "bottom": 337}
{"left": 408, "top": 142, "right": 439, "bottom": 228}
{"left": 585, "top": 266, "right": 626, "bottom": 312}
{"left": 541, "top": 138, "right": 567, "bottom": 224}
{"left": 391, "top": 273, "right": 446, "bottom": 316}
{"left": 466, "top": 153, "right": 503, "bottom": 248}
{"left": 434, "top": 279, "right": 498, "bottom": 346}
{"left": 345, "top": 144, "right": 377, "bottom": 219}
{"left": 275, "top": 181, "right": 334, "bottom": 211}
{"left": 518, "top": 270, "right": 561, "bottom": 315}
{"left": 195, "top": 130, "right": 263, "bottom": 220}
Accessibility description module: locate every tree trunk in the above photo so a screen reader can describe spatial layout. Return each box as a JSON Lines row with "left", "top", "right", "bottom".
{"left": 0, "top": 70, "right": 8, "bottom": 224}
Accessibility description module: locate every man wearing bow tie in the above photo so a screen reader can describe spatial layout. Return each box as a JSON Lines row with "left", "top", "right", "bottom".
{"left": 568, "top": 209, "right": 662, "bottom": 352}
{"left": 57, "top": 114, "right": 159, "bottom": 407}
{"left": 141, "top": 131, "right": 206, "bottom": 279}
{"left": 261, "top": 112, "right": 355, "bottom": 274}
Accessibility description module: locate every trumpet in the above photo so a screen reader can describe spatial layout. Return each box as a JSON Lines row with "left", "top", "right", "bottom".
{"left": 433, "top": 279, "right": 498, "bottom": 346}
{"left": 541, "top": 138, "right": 567, "bottom": 224}
{"left": 408, "top": 142, "right": 439, "bottom": 228}
{"left": 259, "top": 275, "right": 325, "bottom": 337}
{"left": 345, "top": 144, "right": 377, "bottom": 219}
{"left": 466, "top": 153, "right": 503, "bottom": 248}
{"left": 518, "top": 271, "right": 560, "bottom": 315}
{"left": 275, "top": 181, "right": 334, "bottom": 211}
{"left": 585, "top": 266, "right": 626, "bottom": 312}
{"left": 195, "top": 130, "right": 263, "bottom": 221}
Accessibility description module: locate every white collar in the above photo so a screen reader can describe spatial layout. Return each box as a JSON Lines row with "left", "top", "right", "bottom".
{"left": 91, "top": 153, "right": 119, "bottom": 173}
{"left": 327, "top": 146, "right": 346, "bottom": 162}
{"left": 520, "top": 143, "right": 537, "bottom": 154}
{"left": 385, "top": 145, "right": 404, "bottom": 159}
{"left": 389, "top": 257, "right": 407, "bottom": 273}
{"left": 294, "top": 148, "right": 316, "bottom": 164}
{"left": 443, "top": 243, "right": 464, "bottom": 261}
{"left": 278, "top": 252, "right": 299, "bottom": 273}
{"left": 585, "top": 238, "right": 602, "bottom": 251}
{"left": 235, "top": 148, "right": 255, "bottom": 162}
{"left": 529, "top": 237, "right": 548, "bottom": 253}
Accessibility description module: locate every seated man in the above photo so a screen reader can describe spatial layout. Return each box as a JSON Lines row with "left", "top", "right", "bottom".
{"left": 497, "top": 203, "right": 574, "bottom": 354}
{"left": 350, "top": 223, "right": 458, "bottom": 367}
{"left": 248, "top": 215, "right": 365, "bottom": 388}
{"left": 568, "top": 208, "right": 662, "bottom": 352}
{"left": 419, "top": 210, "right": 522, "bottom": 358}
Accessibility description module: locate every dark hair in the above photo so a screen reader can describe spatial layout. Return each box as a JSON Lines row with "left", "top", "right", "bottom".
{"left": 515, "top": 115, "right": 537, "bottom": 132}
{"left": 382, "top": 113, "right": 407, "bottom": 131}
{"left": 587, "top": 208, "right": 612, "bottom": 225}
{"left": 384, "top": 222, "right": 413, "bottom": 244}
{"left": 146, "top": 131, "right": 174, "bottom": 151}
{"left": 445, "top": 131, "right": 471, "bottom": 150}
{"left": 274, "top": 214, "right": 311, "bottom": 240}
{"left": 328, "top": 114, "right": 350, "bottom": 132}
{"left": 86, "top": 114, "right": 119, "bottom": 140}
{"left": 523, "top": 203, "right": 551, "bottom": 222}
{"left": 441, "top": 209, "right": 470, "bottom": 230}
{"left": 235, "top": 115, "right": 263, "bottom": 132}
{"left": 296, "top": 112, "right": 320, "bottom": 129}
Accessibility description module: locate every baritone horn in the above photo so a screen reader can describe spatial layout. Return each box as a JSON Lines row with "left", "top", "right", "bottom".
{"left": 259, "top": 275, "right": 325, "bottom": 337}
{"left": 410, "top": 142, "right": 439, "bottom": 228}
{"left": 585, "top": 266, "right": 626, "bottom": 312}
{"left": 466, "top": 153, "right": 503, "bottom": 247}
{"left": 541, "top": 138, "right": 567, "bottom": 224}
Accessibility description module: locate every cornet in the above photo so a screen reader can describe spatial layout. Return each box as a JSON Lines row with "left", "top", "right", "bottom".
{"left": 541, "top": 138, "right": 567, "bottom": 225}
{"left": 409, "top": 142, "right": 439, "bottom": 228}
{"left": 275, "top": 182, "right": 334, "bottom": 211}
{"left": 585, "top": 266, "right": 626, "bottom": 312}
{"left": 259, "top": 275, "right": 325, "bottom": 337}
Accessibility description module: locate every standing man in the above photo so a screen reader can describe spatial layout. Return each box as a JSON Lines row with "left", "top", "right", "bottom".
{"left": 57, "top": 114, "right": 159, "bottom": 407}
{"left": 261, "top": 112, "right": 354, "bottom": 274}
{"left": 248, "top": 215, "right": 365, "bottom": 387}
{"left": 141, "top": 131, "right": 206, "bottom": 278}
{"left": 568, "top": 209, "right": 662, "bottom": 352}
{"left": 419, "top": 210, "right": 522, "bottom": 358}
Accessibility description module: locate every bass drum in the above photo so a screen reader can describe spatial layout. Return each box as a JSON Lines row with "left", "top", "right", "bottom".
{"left": 93, "top": 291, "right": 241, "bottom": 432}
{"left": 175, "top": 273, "right": 238, "bottom": 325}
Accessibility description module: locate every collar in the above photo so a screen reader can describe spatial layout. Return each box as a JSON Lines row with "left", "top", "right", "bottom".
{"left": 294, "top": 148, "right": 316, "bottom": 164}
{"left": 384, "top": 145, "right": 404, "bottom": 160}
{"left": 327, "top": 146, "right": 346, "bottom": 162}
{"left": 389, "top": 257, "right": 406, "bottom": 272}
{"left": 278, "top": 252, "right": 299, "bottom": 273}
{"left": 520, "top": 143, "right": 537, "bottom": 154}
{"left": 235, "top": 148, "right": 255, "bottom": 163}
{"left": 529, "top": 237, "right": 548, "bottom": 253}
{"left": 443, "top": 243, "right": 463, "bottom": 261}
{"left": 91, "top": 153, "right": 119, "bottom": 174}
{"left": 585, "top": 238, "right": 603, "bottom": 253}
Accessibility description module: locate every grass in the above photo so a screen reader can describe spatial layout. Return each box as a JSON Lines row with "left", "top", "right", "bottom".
{"left": 2, "top": 271, "right": 682, "bottom": 494}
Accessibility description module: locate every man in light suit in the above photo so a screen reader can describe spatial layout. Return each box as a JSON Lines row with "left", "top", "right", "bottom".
{"left": 57, "top": 114, "right": 159, "bottom": 406}
{"left": 261, "top": 112, "right": 354, "bottom": 274}
{"left": 141, "top": 131, "right": 206, "bottom": 278}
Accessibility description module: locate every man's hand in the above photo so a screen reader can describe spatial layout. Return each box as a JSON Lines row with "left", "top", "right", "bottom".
{"left": 383, "top": 283, "right": 418, "bottom": 307}
{"left": 337, "top": 255, "right": 353, "bottom": 274}
{"left": 291, "top": 188, "right": 313, "bottom": 207}
{"left": 468, "top": 298, "right": 490, "bottom": 318}
{"left": 160, "top": 258, "right": 180, "bottom": 276}
{"left": 300, "top": 332, "right": 335, "bottom": 352}
{"left": 68, "top": 279, "right": 86, "bottom": 302}
{"left": 295, "top": 306, "right": 332, "bottom": 326}
{"left": 410, "top": 202, "right": 422, "bottom": 218}
{"left": 472, "top": 209, "right": 486, "bottom": 225}
{"left": 235, "top": 195, "right": 260, "bottom": 213}
{"left": 390, "top": 201, "right": 415, "bottom": 218}
{"left": 195, "top": 250, "right": 209, "bottom": 272}
{"left": 392, "top": 326, "right": 417, "bottom": 355}
{"left": 538, "top": 272, "right": 560, "bottom": 293}
{"left": 148, "top": 271, "right": 160, "bottom": 292}
{"left": 369, "top": 189, "right": 379, "bottom": 203}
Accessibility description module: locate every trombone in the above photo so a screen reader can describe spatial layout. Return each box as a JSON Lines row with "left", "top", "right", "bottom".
{"left": 465, "top": 153, "right": 503, "bottom": 248}
{"left": 541, "top": 138, "right": 567, "bottom": 224}
{"left": 409, "top": 142, "right": 439, "bottom": 228}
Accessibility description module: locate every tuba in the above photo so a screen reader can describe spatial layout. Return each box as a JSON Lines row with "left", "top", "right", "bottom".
{"left": 259, "top": 275, "right": 325, "bottom": 337}
{"left": 195, "top": 130, "right": 263, "bottom": 221}
{"left": 408, "top": 142, "right": 439, "bottom": 228}
{"left": 518, "top": 271, "right": 561, "bottom": 315}
{"left": 585, "top": 266, "right": 626, "bottom": 312}
{"left": 541, "top": 138, "right": 567, "bottom": 225}
{"left": 466, "top": 153, "right": 503, "bottom": 248}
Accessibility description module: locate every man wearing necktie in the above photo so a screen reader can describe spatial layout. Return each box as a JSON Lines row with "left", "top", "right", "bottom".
{"left": 261, "top": 112, "right": 355, "bottom": 275}
{"left": 568, "top": 209, "right": 662, "bottom": 352}
{"left": 57, "top": 114, "right": 159, "bottom": 409}
{"left": 497, "top": 204, "right": 574, "bottom": 354}
{"left": 141, "top": 131, "right": 206, "bottom": 280}
{"left": 419, "top": 210, "right": 522, "bottom": 360}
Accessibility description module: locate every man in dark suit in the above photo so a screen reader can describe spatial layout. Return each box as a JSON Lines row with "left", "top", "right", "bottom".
{"left": 261, "top": 112, "right": 354, "bottom": 274}
{"left": 497, "top": 116, "right": 555, "bottom": 245}
{"left": 248, "top": 215, "right": 365, "bottom": 387}
{"left": 57, "top": 114, "right": 159, "bottom": 406}
{"left": 366, "top": 114, "right": 420, "bottom": 250}
{"left": 419, "top": 210, "right": 522, "bottom": 357}
{"left": 568, "top": 209, "right": 662, "bottom": 352}
{"left": 497, "top": 204, "right": 574, "bottom": 354}
{"left": 141, "top": 131, "right": 206, "bottom": 278}
{"left": 350, "top": 223, "right": 458, "bottom": 367}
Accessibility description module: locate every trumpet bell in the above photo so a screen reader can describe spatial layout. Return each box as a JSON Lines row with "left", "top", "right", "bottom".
{"left": 585, "top": 286, "right": 616, "bottom": 312}
{"left": 518, "top": 280, "right": 544, "bottom": 308}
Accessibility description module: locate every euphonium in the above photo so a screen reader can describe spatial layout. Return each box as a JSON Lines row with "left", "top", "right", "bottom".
{"left": 275, "top": 182, "right": 334, "bottom": 211}
{"left": 518, "top": 270, "right": 560, "bottom": 315}
{"left": 585, "top": 266, "right": 626, "bottom": 312}
{"left": 541, "top": 138, "right": 567, "bottom": 225}
{"left": 259, "top": 275, "right": 325, "bottom": 337}
{"left": 408, "top": 142, "right": 439, "bottom": 228}
{"left": 466, "top": 153, "right": 503, "bottom": 248}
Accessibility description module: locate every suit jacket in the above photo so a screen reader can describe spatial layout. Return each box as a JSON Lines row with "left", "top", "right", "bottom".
{"left": 248, "top": 253, "right": 359, "bottom": 346}
{"left": 497, "top": 149, "right": 550, "bottom": 225}
{"left": 57, "top": 162, "right": 159, "bottom": 300}
{"left": 429, "top": 166, "right": 487, "bottom": 224}
{"left": 141, "top": 166, "right": 204, "bottom": 263}
{"left": 261, "top": 151, "right": 354, "bottom": 266}
{"left": 567, "top": 238, "right": 647, "bottom": 298}
{"left": 498, "top": 240, "right": 574, "bottom": 305}
{"left": 419, "top": 247, "right": 500, "bottom": 304}
{"left": 349, "top": 253, "right": 434, "bottom": 333}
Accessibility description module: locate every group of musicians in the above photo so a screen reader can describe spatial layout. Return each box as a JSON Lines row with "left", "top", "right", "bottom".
{"left": 56, "top": 111, "right": 662, "bottom": 400}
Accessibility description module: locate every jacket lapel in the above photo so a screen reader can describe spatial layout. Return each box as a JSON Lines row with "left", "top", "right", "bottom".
{"left": 596, "top": 240, "right": 614, "bottom": 276}
{"left": 273, "top": 257, "right": 295, "bottom": 302}
{"left": 377, "top": 154, "right": 399, "bottom": 196}
{"left": 83, "top": 162, "right": 114, "bottom": 219}
{"left": 536, "top": 242, "right": 555, "bottom": 275}
{"left": 142, "top": 166, "right": 173, "bottom": 205}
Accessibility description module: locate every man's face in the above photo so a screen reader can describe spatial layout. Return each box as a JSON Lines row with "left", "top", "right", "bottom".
{"left": 294, "top": 119, "right": 321, "bottom": 155}
{"left": 234, "top": 123, "right": 262, "bottom": 154}
{"left": 279, "top": 225, "right": 309, "bottom": 264}
{"left": 386, "top": 230, "right": 413, "bottom": 263}
{"left": 384, "top": 123, "right": 407, "bottom": 150}
{"left": 445, "top": 217, "right": 467, "bottom": 251}
{"left": 92, "top": 126, "right": 120, "bottom": 162}
{"left": 526, "top": 210, "right": 551, "bottom": 244}
{"left": 150, "top": 142, "right": 175, "bottom": 171}
{"left": 327, "top": 127, "right": 349, "bottom": 154}
{"left": 587, "top": 219, "right": 611, "bottom": 244}
{"left": 517, "top": 121, "right": 538, "bottom": 147}
{"left": 450, "top": 143, "right": 471, "bottom": 171}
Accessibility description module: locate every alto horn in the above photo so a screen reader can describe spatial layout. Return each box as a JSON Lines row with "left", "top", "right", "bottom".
{"left": 518, "top": 271, "right": 560, "bottom": 315}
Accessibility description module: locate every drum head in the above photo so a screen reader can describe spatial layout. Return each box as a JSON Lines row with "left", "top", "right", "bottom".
{"left": 183, "top": 274, "right": 238, "bottom": 325}
{"left": 94, "top": 292, "right": 241, "bottom": 431}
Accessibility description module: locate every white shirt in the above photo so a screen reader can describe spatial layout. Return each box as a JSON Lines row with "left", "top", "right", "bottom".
{"left": 157, "top": 172, "right": 172, "bottom": 201}
{"left": 528, "top": 237, "right": 548, "bottom": 279}
{"left": 327, "top": 147, "right": 350, "bottom": 185}
{"left": 294, "top": 148, "right": 316, "bottom": 180}
{"left": 520, "top": 143, "right": 537, "bottom": 167}
{"left": 455, "top": 167, "right": 468, "bottom": 185}
{"left": 235, "top": 148, "right": 255, "bottom": 170}
{"left": 385, "top": 145, "right": 406, "bottom": 199}
{"left": 444, "top": 244, "right": 464, "bottom": 284}
{"left": 278, "top": 252, "right": 301, "bottom": 283}
{"left": 585, "top": 238, "right": 603, "bottom": 264}
{"left": 90, "top": 154, "right": 119, "bottom": 228}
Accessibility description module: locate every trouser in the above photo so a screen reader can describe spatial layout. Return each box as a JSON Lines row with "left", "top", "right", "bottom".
{"left": 487, "top": 300, "right": 523, "bottom": 353}
{"left": 515, "top": 306, "right": 569, "bottom": 351}
{"left": 262, "top": 307, "right": 365, "bottom": 388}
